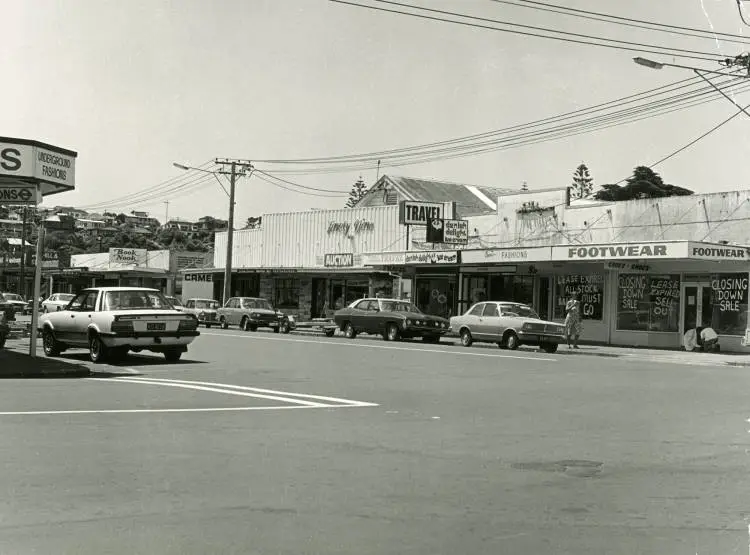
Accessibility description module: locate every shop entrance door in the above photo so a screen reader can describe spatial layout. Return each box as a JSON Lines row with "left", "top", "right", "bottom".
{"left": 681, "top": 282, "right": 712, "bottom": 334}
{"left": 311, "top": 278, "right": 326, "bottom": 318}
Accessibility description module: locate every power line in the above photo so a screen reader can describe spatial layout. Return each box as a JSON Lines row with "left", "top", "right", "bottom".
{"left": 330, "top": 0, "right": 726, "bottom": 61}
{"left": 253, "top": 169, "right": 349, "bottom": 193}
{"left": 490, "top": 0, "right": 750, "bottom": 45}
{"left": 253, "top": 173, "right": 348, "bottom": 197}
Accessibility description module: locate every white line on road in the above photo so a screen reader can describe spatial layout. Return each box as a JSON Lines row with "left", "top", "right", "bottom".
{"left": 90, "top": 377, "right": 327, "bottom": 407}
{"left": 0, "top": 406, "right": 330, "bottom": 416}
{"left": 116, "top": 377, "right": 379, "bottom": 407}
{"left": 201, "top": 332, "right": 558, "bottom": 362}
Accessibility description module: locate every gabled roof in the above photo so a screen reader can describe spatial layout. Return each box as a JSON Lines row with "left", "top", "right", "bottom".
{"left": 369, "top": 175, "right": 513, "bottom": 216}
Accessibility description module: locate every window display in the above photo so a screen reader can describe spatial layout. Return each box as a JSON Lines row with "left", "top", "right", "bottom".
{"left": 616, "top": 274, "right": 680, "bottom": 332}
{"left": 554, "top": 274, "right": 604, "bottom": 320}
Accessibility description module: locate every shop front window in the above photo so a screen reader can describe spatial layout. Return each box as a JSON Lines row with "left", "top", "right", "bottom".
{"left": 415, "top": 277, "right": 455, "bottom": 319}
{"left": 330, "top": 279, "right": 369, "bottom": 310}
{"left": 617, "top": 274, "right": 680, "bottom": 332}
{"left": 709, "top": 273, "right": 748, "bottom": 336}
{"left": 554, "top": 273, "right": 604, "bottom": 320}
{"left": 275, "top": 278, "right": 300, "bottom": 309}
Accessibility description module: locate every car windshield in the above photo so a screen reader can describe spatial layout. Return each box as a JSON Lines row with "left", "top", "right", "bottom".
{"left": 194, "top": 300, "right": 219, "bottom": 309}
{"left": 380, "top": 301, "right": 422, "bottom": 313}
{"left": 169, "top": 297, "right": 183, "bottom": 307}
{"left": 103, "top": 290, "right": 174, "bottom": 311}
{"left": 243, "top": 298, "right": 274, "bottom": 310}
{"left": 502, "top": 305, "right": 540, "bottom": 319}
{"left": 3, "top": 294, "right": 24, "bottom": 302}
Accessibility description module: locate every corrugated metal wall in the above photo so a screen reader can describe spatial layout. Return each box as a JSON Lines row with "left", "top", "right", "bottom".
{"left": 214, "top": 228, "right": 262, "bottom": 268}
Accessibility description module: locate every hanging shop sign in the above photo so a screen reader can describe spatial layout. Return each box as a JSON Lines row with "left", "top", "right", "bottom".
{"left": 426, "top": 218, "right": 469, "bottom": 244}
{"left": 461, "top": 246, "right": 551, "bottom": 264}
{"left": 688, "top": 242, "right": 750, "bottom": 260}
{"left": 362, "top": 252, "right": 407, "bottom": 266}
{"left": 399, "top": 201, "right": 450, "bottom": 226}
{"left": 109, "top": 248, "right": 148, "bottom": 267}
{"left": 0, "top": 138, "right": 77, "bottom": 192}
{"left": 462, "top": 265, "right": 517, "bottom": 274}
{"left": 324, "top": 253, "right": 354, "bottom": 268}
{"left": 604, "top": 261, "right": 650, "bottom": 273}
{"left": 553, "top": 242, "right": 686, "bottom": 261}
{"left": 0, "top": 184, "right": 40, "bottom": 205}
{"left": 404, "top": 251, "right": 458, "bottom": 265}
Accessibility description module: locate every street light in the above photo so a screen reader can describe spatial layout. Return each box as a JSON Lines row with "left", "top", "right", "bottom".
{"left": 173, "top": 161, "right": 251, "bottom": 305}
{"left": 633, "top": 57, "right": 664, "bottom": 70}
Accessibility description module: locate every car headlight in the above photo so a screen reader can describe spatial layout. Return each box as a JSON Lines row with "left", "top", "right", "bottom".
{"left": 198, "top": 311, "right": 206, "bottom": 319}
{"left": 251, "top": 312, "right": 259, "bottom": 318}
{"left": 287, "top": 315, "right": 295, "bottom": 322}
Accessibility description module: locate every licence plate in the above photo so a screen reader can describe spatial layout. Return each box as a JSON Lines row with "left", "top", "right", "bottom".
{"left": 147, "top": 322, "right": 166, "bottom": 331}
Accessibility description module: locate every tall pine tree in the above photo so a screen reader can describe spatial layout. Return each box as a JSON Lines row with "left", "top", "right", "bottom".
{"left": 346, "top": 177, "right": 367, "bottom": 208}
{"left": 571, "top": 163, "right": 594, "bottom": 199}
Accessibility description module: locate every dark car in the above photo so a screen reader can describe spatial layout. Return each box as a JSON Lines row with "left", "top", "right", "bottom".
{"left": 0, "top": 297, "right": 16, "bottom": 322}
{"left": 333, "top": 297, "right": 450, "bottom": 342}
{"left": 0, "top": 310, "right": 9, "bottom": 348}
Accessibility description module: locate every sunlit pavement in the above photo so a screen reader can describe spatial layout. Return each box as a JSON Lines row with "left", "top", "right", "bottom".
{"left": 0, "top": 328, "right": 747, "bottom": 554}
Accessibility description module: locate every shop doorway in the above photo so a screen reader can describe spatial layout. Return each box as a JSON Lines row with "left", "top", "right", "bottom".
{"left": 311, "top": 278, "right": 327, "bottom": 318}
{"left": 681, "top": 282, "right": 712, "bottom": 333}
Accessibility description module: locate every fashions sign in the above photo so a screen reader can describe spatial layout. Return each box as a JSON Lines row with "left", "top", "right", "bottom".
{"left": 462, "top": 247, "right": 551, "bottom": 264}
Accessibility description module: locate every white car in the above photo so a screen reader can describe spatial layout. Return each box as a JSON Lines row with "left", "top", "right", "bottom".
{"left": 1, "top": 293, "right": 30, "bottom": 315}
{"left": 42, "top": 293, "right": 76, "bottom": 313}
{"left": 38, "top": 287, "right": 200, "bottom": 363}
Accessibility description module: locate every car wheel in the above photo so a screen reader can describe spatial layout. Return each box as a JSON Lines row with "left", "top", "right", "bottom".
{"left": 540, "top": 342, "right": 558, "bottom": 354}
{"left": 324, "top": 329, "right": 335, "bottom": 337}
{"left": 205, "top": 323, "right": 212, "bottom": 329}
{"left": 42, "top": 328, "right": 61, "bottom": 357}
{"left": 88, "top": 334, "right": 108, "bottom": 363}
{"left": 460, "top": 328, "right": 473, "bottom": 347}
{"left": 219, "top": 317, "right": 228, "bottom": 330}
{"left": 385, "top": 323, "right": 400, "bottom": 342}
{"left": 505, "top": 331, "right": 520, "bottom": 351}
{"left": 343, "top": 322, "right": 356, "bottom": 339}
{"left": 164, "top": 348, "right": 182, "bottom": 362}
{"left": 280, "top": 321, "right": 290, "bottom": 334}
{"left": 273, "top": 326, "right": 280, "bottom": 334}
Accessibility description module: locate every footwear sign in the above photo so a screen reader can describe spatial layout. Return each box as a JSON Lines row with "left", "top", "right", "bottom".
{"left": 426, "top": 218, "right": 444, "bottom": 243}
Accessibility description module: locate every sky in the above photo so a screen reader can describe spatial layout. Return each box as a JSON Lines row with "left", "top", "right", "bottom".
{"left": 4, "top": 0, "right": 750, "bottom": 226}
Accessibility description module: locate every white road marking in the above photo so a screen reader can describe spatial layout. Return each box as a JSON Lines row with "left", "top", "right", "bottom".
{"left": 117, "top": 377, "right": 378, "bottom": 407}
{"left": 90, "top": 377, "right": 326, "bottom": 407}
{"left": 202, "top": 332, "right": 558, "bottom": 362}
{"left": 0, "top": 406, "right": 329, "bottom": 416}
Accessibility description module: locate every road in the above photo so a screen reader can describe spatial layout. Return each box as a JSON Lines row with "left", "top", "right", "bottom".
{"left": 0, "top": 328, "right": 748, "bottom": 554}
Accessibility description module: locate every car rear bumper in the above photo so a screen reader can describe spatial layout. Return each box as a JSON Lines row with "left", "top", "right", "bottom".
{"left": 101, "top": 335, "right": 197, "bottom": 348}
{"left": 100, "top": 330, "right": 200, "bottom": 339}
{"left": 518, "top": 332, "right": 565, "bottom": 344}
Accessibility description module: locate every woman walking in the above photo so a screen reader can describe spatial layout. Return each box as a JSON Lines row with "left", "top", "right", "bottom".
{"left": 565, "top": 292, "right": 582, "bottom": 349}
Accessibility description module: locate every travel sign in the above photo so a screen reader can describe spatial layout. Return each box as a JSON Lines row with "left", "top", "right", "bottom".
{"left": 399, "top": 200, "right": 453, "bottom": 226}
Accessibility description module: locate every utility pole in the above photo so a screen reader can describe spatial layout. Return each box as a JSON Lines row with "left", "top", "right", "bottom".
{"left": 164, "top": 201, "right": 169, "bottom": 224}
{"left": 19, "top": 206, "right": 27, "bottom": 297}
{"left": 214, "top": 158, "right": 253, "bottom": 305}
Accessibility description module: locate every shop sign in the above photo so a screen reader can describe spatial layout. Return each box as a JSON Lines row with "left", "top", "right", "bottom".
{"left": 257, "top": 268, "right": 298, "bottom": 273}
{"left": 689, "top": 242, "right": 750, "bottom": 260}
{"left": 176, "top": 254, "right": 210, "bottom": 269}
{"left": 31, "top": 250, "right": 60, "bottom": 269}
{"left": 327, "top": 219, "right": 374, "bottom": 236}
{"left": 462, "top": 265, "right": 516, "bottom": 274}
{"left": 426, "top": 219, "right": 468, "bottom": 244}
{"left": 109, "top": 248, "right": 148, "bottom": 266}
{"left": 0, "top": 185, "right": 40, "bottom": 205}
{"left": 711, "top": 274, "right": 749, "bottom": 313}
{"left": 462, "top": 246, "right": 551, "bottom": 264}
{"left": 0, "top": 140, "right": 76, "bottom": 188}
{"left": 362, "top": 252, "right": 407, "bottom": 266}
{"left": 399, "top": 201, "right": 446, "bottom": 226}
{"left": 604, "top": 261, "right": 650, "bottom": 273}
{"left": 324, "top": 253, "right": 354, "bottom": 268}
{"left": 404, "top": 251, "right": 458, "bottom": 265}
{"left": 184, "top": 272, "right": 214, "bottom": 282}
{"left": 553, "top": 242, "right": 684, "bottom": 260}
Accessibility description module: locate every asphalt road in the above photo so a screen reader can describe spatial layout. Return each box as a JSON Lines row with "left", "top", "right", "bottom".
{"left": 0, "top": 328, "right": 748, "bottom": 554}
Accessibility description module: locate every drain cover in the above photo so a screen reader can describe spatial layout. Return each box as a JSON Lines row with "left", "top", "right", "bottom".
{"left": 511, "top": 459, "right": 603, "bottom": 477}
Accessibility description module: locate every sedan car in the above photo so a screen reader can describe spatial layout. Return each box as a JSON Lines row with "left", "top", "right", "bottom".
{"left": 449, "top": 301, "right": 565, "bottom": 353}
{"left": 182, "top": 298, "right": 220, "bottom": 328}
{"left": 41, "top": 293, "right": 76, "bottom": 313}
{"left": 165, "top": 296, "right": 184, "bottom": 311}
{"left": 216, "top": 297, "right": 294, "bottom": 333}
{"left": 333, "top": 298, "right": 450, "bottom": 342}
{"left": 1, "top": 293, "right": 30, "bottom": 315}
{"left": 38, "top": 287, "right": 200, "bottom": 363}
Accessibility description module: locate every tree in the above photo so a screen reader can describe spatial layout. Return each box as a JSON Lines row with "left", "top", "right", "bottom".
{"left": 593, "top": 166, "right": 693, "bottom": 201}
{"left": 244, "top": 216, "right": 262, "bottom": 229}
{"left": 571, "top": 163, "right": 594, "bottom": 199}
{"left": 345, "top": 176, "right": 367, "bottom": 208}
{"left": 520, "top": 181, "right": 529, "bottom": 192}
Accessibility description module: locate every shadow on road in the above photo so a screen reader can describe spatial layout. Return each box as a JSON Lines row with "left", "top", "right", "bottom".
{"left": 0, "top": 350, "right": 90, "bottom": 378}
{"left": 56, "top": 352, "right": 208, "bottom": 367}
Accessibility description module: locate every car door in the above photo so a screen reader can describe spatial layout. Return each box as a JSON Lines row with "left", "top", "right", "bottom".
{"left": 54, "top": 291, "right": 87, "bottom": 342}
{"left": 362, "top": 300, "right": 383, "bottom": 333}
{"left": 67, "top": 291, "right": 99, "bottom": 346}
{"left": 225, "top": 298, "right": 239, "bottom": 325}
{"left": 349, "top": 299, "right": 371, "bottom": 329}
{"left": 459, "top": 303, "right": 485, "bottom": 338}
{"left": 479, "top": 302, "right": 503, "bottom": 341}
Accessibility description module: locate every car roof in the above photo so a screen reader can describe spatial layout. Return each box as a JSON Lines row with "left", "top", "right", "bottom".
{"left": 188, "top": 298, "right": 217, "bottom": 302}
{"left": 82, "top": 287, "right": 160, "bottom": 292}
{"left": 356, "top": 298, "right": 407, "bottom": 302}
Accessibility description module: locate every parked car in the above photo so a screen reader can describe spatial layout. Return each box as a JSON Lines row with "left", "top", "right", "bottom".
{"left": 449, "top": 301, "right": 565, "bottom": 353}
{"left": 38, "top": 287, "right": 200, "bottom": 363}
{"left": 333, "top": 297, "right": 450, "bottom": 342}
{"left": 165, "top": 296, "right": 184, "bottom": 311}
{"left": 216, "top": 297, "right": 294, "bottom": 333}
{"left": 1, "top": 293, "right": 30, "bottom": 315}
{"left": 41, "top": 293, "right": 76, "bottom": 313}
{"left": 182, "top": 298, "right": 220, "bottom": 328}
{"left": 0, "top": 297, "right": 16, "bottom": 322}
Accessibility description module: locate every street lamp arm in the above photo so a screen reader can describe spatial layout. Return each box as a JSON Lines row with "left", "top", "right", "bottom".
{"left": 632, "top": 57, "right": 744, "bottom": 78}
